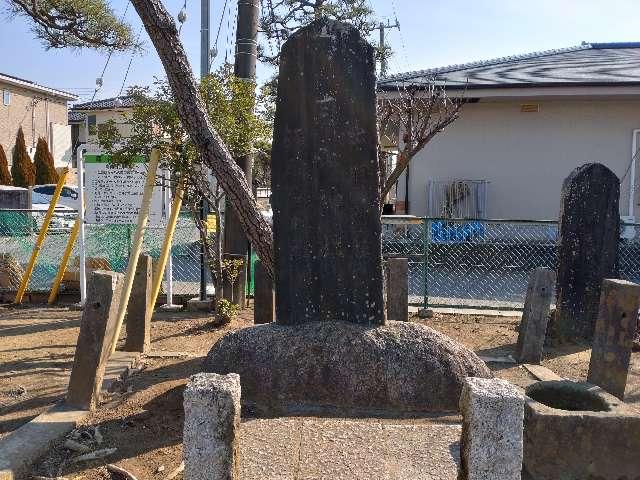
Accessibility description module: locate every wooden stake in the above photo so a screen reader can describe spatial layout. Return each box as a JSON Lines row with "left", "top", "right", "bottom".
{"left": 110, "top": 150, "right": 160, "bottom": 354}
{"left": 14, "top": 168, "right": 69, "bottom": 304}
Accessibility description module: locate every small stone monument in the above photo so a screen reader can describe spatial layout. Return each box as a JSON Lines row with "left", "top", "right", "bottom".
{"left": 67, "top": 270, "right": 123, "bottom": 410}
{"left": 555, "top": 163, "right": 619, "bottom": 340}
{"left": 253, "top": 259, "right": 275, "bottom": 324}
{"left": 124, "top": 254, "right": 152, "bottom": 352}
{"left": 386, "top": 258, "right": 409, "bottom": 321}
{"left": 459, "top": 377, "right": 524, "bottom": 480}
{"left": 271, "top": 17, "right": 384, "bottom": 326}
{"left": 587, "top": 278, "right": 640, "bottom": 399}
{"left": 183, "top": 373, "right": 241, "bottom": 480}
{"left": 516, "top": 268, "right": 555, "bottom": 364}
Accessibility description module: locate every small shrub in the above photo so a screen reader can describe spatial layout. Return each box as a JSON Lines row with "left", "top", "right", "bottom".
{"left": 0, "top": 144, "right": 11, "bottom": 185}
{"left": 34, "top": 137, "right": 59, "bottom": 184}
{"left": 215, "top": 298, "right": 239, "bottom": 326}
{"left": 11, "top": 127, "right": 35, "bottom": 187}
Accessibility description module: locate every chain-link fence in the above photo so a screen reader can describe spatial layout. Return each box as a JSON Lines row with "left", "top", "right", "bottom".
{"left": 2, "top": 210, "right": 640, "bottom": 309}
{"left": 382, "top": 217, "right": 640, "bottom": 309}
{"left": 0, "top": 209, "right": 203, "bottom": 296}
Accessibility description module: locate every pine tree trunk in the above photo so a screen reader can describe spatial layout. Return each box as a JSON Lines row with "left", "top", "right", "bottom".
{"left": 131, "top": 0, "right": 274, "bottom": 279}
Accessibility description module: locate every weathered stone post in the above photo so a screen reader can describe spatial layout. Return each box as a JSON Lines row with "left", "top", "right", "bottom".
{"left": 254, "top": 259, "right": 275, "bottom": 324}
{"left": 459, "top": 377, "right": 524, "bottom": 480}
{"left": 516, "top": 268, "right": 555, "bottom": 363}
{"left": 124, "top": 253, "right": 152, "bottom": 352}
{"left": 183, "top": 373, "right": 241, "bottom": 480}
{"left": 271, "top": 18, "right": 384, "bottom": 326}
{"left": 555, "top": 163, "right": 619, "bottom": 340}
{"left": 66, "top": 270, "right": 123, "bottom": 410}
{"left": 587, "top": 279, "right": 640, "bottom": 399}
{"left": 386, "top": 258, "right": 408, "bottom": 321}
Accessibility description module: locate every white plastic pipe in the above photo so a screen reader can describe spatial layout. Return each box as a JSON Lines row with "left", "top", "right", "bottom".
{"left": 77, "top": 146, "right": 87, "bottom": 306}
{"left": 164, "top": 170, "right": 174, "bottom": 306}
{"left": 630, "top": 130, "right": 640, "bottom": 219}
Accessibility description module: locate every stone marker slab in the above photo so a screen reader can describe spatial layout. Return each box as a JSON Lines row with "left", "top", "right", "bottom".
{"left": 0, "top": 405, "right": 87, "bottom": 480}
{"left": 184, "top": 373, "right": 241, "bottom": 480}
{"left": 239, "top": 417, "right": 461, "bottom": 480}
{"left": 271, "top": 18, "right": 384, "bottom": 326}
{"left": 254, "top": 259, "right": 275, "bottom": 324}
{"left": 386, "top": 258, "right": 408, "bottom": 322}
{"left": 66, "top": 270, "right": 123, "bottom": 410}
{"left": 459, "top": 377, "right": 524, "bottom": 480}
{"left": 555, "top": 163, "right": 619, "bottom": 340}
{"left": 587, "top": 278, "right": 640, "bottom": 399}
{"left": 124, "top": 253, "right": 152, "bottom": 352}
{"left": 516, "top": 268, "right": 555, "bottom": 363}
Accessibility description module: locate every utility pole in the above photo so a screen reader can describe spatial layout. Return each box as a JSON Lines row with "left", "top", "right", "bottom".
{"left": 199, "top": 0, "right": 211, "bottom": 301}
{"left": 223, "top": 0, "right": 259, "bottom": 308}
{"left": 376, "top": 19, "right": 400, "bottom": 77}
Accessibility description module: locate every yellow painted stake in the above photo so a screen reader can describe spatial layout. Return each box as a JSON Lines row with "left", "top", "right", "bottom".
{"left": 14, "top": 168, "right": 70, "bottom": 304}
{"left": 110, "top": 150, "right": 161, "bottom": 354}
{"left": 47, "top": 214, "right": 81, "bottom": 304}
{"left": 149, "top": 178, "right": 185, "bottom": 312}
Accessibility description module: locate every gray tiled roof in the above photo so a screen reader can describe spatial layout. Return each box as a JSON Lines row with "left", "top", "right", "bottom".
{"left": 68, "top": 111, "right": 86, "bottom": 123}
{"left": 71, "top": 95, "right": 136, "bottom": 111}
{"left": 378, "top": 42, "right": 640, "bottom": 90}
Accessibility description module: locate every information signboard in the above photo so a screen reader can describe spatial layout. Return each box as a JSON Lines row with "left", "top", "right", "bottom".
{"left": 84, "top": 154, "right": 166, "bottom": 226}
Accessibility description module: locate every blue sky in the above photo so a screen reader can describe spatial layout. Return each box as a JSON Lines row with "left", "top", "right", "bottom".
{"left": 1, "top": 0, "right": 640, "bottom": 102}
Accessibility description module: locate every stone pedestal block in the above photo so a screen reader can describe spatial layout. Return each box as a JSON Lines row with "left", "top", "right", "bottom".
{"left": 254, "top": 259, "right": 275, "bottom": 324}
{"left": 386, "top": 258, "right": 408, "bottom": 322}
{"left": 555, "top": 163, "right": 619, "bottom": 340}
{"left": 516, "top": 268, "right": 555, "bottom": 364}
{"left": 524, "top": 380, "right": 640, "bottom": 480}
{"left": 66, "top": 270, "right": 123, "bottom": 410}
{"left": 587, "top": 278, "right": 640, "bottom": 399}
{"left": 124, "top": 254, "right": 152, "bottom": 352}
{"left": 186, "top": 297, "right": 215, "bottom": 313}
{"left": 183, "top": 373, "right": 241, "bottom": 480}
{"left": 271, "top": 18, "right": 384, "bottom": 326}
{"left": 205, "top": 321, "right": 491, "bottom": 414}
{"left": 459, "top": 377, "right": 524, "bottom": 480}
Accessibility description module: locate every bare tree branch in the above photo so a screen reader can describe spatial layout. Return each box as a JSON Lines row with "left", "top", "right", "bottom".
{"left": 378, "top": 82, "right": 465, "bottom": 207}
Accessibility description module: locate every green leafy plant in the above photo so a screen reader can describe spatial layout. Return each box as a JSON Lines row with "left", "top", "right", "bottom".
{"left": 11, "top": 127, "right": 35, "bottom": 187}
{"left": 0, "top": 144, "right": 11, "bottom": 185}
{"left": 34, "top": 137, "right": 59, "bottom": 184}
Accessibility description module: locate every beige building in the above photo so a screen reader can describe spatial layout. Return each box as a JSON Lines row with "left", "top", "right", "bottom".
{"left": 0, "top": 72, "right": 77, "bottom": 168}
{"left": 379, "top": 42, "right": 640, "bottom": 222}
{"left": 69, "top": 96, "right": 135, "bottom": 162}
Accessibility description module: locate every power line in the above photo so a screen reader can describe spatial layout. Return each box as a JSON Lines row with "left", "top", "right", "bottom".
{"left": 118, "top": 26, "right": 145, "bottom": 97}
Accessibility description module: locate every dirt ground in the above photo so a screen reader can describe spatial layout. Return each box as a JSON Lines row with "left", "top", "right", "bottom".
{"left": 1, "top": 305, "right": 639, "bottom": 479}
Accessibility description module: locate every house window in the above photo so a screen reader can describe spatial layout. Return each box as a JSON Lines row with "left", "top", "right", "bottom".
{"left": 87, "top": 114, "right": 97, "bottom": 135}
{"left": 2, "top": 90, "right": 11, "bottom": 106}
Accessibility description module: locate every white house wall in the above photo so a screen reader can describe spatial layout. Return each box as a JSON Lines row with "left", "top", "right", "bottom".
{"left": 399, "top": 98, "right": 640, "bottom": 221}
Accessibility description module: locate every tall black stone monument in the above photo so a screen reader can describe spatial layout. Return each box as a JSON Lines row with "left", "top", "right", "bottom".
{"left": 271, "top": 18, "right": 385, "bottom": 326}
{"left": 555, "top": 163, "right": 620, "bottom": 340}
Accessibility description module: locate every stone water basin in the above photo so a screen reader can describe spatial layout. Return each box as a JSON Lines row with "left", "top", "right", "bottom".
{"left": 523, "top": 380, "right": 640, "bottom": 480}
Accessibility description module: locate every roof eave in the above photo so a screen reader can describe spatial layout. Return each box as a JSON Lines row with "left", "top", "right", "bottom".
{"left": 0, "top": 74, "right": 78, "bottom": 101}
{"left": 378, "top": 80, "right": 640, "bottom": 92}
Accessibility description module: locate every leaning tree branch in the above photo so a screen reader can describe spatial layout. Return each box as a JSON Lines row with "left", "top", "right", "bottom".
{"left": 131, "top": 0, "right": 274, "bottom": 279}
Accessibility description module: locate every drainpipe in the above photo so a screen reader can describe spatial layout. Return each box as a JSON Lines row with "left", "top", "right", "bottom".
{"left": 629, "top": 129, "right": 640, "bottom": 219}
{"left": 45, "top": 98, "right": 50, "bottom": 144}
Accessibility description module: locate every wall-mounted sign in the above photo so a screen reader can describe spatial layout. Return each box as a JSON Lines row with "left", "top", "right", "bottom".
{"left": 84, "top": 154, "right": 166, "bottom": 226}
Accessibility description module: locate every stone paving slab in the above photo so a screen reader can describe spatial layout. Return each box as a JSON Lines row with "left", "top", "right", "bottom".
{"left": 240, "top": 418, "right": 461, "bottom": 480}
